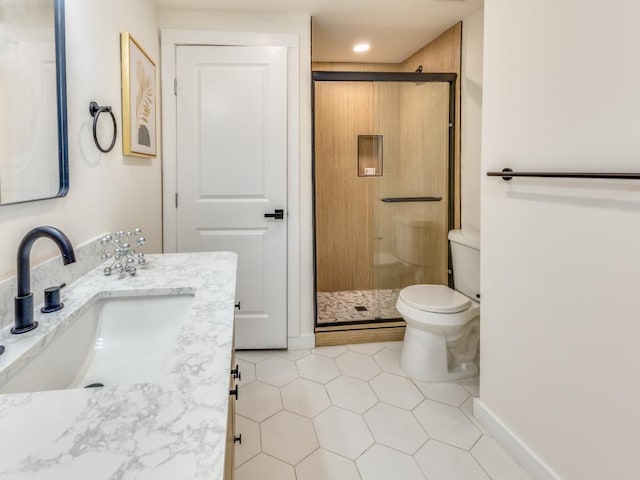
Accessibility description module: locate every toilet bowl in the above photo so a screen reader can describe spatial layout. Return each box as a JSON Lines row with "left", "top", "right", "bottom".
{"left": 397, "top": 230, "right": 480, "bottom": 382}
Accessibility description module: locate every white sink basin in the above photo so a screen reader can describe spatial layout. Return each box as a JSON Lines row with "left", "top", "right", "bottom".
{"left": 0, "top": 294, "right": 194, "bottom": 394}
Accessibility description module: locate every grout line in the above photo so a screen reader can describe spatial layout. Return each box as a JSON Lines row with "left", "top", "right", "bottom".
{"left": 412, "top": 436, "right": 430, "bottom": 456}
{"left": 445, "top": 393, "right": 472, "bottom": 408}
{"left": 468, "top": 433, "right": 483, "bottom": 451}
{"left": 428, "top": 435, "right": 480, "bottom": 452}
{"left": 292, "top": 445, "right": 320, "bottom": 469}
{"left": 353, "top": 441, "right": 376, "bottom": 464}
{"left": 311, "top": 397, "right": 333, "bottom": 418}
{"left": 353, "top": 456, "right": 365, "bottom": 480}
{"left": 411, "top": 451, "right": 429, "bottom": 480}
{"left": 468, "top": 438, "right": 496, "bottom": 480}
{"left": 417, "top": 393, "right": 471, "bottom": 409}
{"left": 410, "top": 407, "right": 431, "bottom": 440}
{"left": 233, "top": 448, "right": 260, "bottom": 470}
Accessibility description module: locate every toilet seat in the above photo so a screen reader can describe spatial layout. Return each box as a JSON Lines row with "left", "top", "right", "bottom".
{"left": 399, "top": 285, "right": 471, "bottom": 314}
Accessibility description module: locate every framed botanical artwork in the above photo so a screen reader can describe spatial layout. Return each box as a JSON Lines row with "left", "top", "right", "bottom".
{"left": 120, "top": 33, "right": 156, "bottom": 157}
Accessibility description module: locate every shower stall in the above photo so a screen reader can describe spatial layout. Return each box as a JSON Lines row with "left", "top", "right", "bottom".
{"left": 313, "top": 71, "right": 457, "bottom": 336}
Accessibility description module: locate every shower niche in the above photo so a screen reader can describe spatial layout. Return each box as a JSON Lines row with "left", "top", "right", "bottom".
{"left": 313, "top": 71, "right": 457, "bottom": 343}
{"left": 358, "top": 135, "right": 383, "bottom": 177}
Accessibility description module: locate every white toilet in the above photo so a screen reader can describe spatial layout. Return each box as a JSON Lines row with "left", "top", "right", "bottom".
{"left": 397, "top": 229, "right": 480, "bottom": 382}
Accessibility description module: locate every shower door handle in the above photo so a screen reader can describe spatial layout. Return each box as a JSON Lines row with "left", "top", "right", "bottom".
{"left": 264, "top": 209, "right": 284, "bottom": 220}
{"left": 380, "top": 196, "right": 442, "bottom": 202}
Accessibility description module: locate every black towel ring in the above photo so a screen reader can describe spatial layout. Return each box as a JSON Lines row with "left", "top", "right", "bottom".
{"left": 89, "top": 101, "right": 117, "bottom": 153}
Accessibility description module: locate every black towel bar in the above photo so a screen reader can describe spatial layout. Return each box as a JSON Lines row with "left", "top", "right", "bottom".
{"left": 381, "top": 196, "right": 442, "bottom": 202}
{"left": 487, "top": 168, "right": 640, "bottom": 181}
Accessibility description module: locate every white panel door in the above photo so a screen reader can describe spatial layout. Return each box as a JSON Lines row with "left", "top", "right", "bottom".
{"left": 176, "top": 45, "right": 287, "bottom": 348}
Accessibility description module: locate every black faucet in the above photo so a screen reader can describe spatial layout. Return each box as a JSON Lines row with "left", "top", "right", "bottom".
{"left": 13, "top": 226, "right": 76, "bottom": 334}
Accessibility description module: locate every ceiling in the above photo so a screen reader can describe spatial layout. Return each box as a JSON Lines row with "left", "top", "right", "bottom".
{"left": 153, "top": 0, "right": 483, "bottom": 63}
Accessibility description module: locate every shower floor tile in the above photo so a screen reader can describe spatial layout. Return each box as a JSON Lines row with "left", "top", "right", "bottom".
{"left": 317, "top": 289, "right": 403, "bottom": 325}
{"left": 234, "top": 343, "right": 533, "bottom": 480}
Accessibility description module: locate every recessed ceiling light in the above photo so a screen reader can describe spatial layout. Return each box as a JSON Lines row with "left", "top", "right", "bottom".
{"left": 353, "top": 43, "right": 370, "bottom": 53}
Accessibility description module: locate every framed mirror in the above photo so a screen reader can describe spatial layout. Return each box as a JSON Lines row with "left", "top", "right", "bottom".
{"left": 0, "top": 0, "right": 68, "bottom": 205}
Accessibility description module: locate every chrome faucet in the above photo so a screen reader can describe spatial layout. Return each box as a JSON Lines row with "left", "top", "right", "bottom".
{"left": 13, "top": 226, "right": 76, "bottom": 334}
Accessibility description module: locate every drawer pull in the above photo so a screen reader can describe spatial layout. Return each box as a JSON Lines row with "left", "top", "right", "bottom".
{"left": 234, "top": 434, "right": 242, "bottom": 444}
{"left": 231, "top": 365, "right": 241, "bottom": 381}
{"left": 230, "top": 387, "right": 238, "bottom": 400}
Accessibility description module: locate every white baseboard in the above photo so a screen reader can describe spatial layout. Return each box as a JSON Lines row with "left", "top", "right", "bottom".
{"left": 288, "top": 334, "right": 315, "bottom": 350}
{"left": 473, "top": 398, "right": 561, "bottom": 480}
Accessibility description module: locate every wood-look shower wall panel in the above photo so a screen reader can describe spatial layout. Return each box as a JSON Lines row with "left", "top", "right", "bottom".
{"left": 315, "top": 168, "right": 374, "bottom": 292}
{"left": 312, "top": 62, "right": 399, "bottom": 72}
{"left": 314, "top": 82, "right": 375, "bottom": 170}
{"left": 374, "top": 82, "right": 401, "bottom": 183}
{"left": 315, "top": 82, "right": 376, "bottom": 292}
{"left": 401, "top": 22, "right": 462, "bottom": 230}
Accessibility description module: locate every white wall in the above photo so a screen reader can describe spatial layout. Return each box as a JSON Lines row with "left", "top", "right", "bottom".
{"left": 158, "top": 11, "right": 314, "bottom": 347}
{"left": 480, "top": 1, "right": 640, "bottom": 478}
{"left": 461, "top": 8, "right": 483, "bottom": 232}
{"left": 0, "top": 0, "right": 162, "bottom": 280}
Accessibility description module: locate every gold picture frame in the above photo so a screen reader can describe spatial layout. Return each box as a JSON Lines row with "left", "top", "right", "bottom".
{"left": 120, "top": 33, "right": 156, "bottom": 158}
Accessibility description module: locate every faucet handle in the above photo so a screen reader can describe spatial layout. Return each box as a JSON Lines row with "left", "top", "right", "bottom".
{"left": 41, "top": 286, "right": 64, "bottom": 313}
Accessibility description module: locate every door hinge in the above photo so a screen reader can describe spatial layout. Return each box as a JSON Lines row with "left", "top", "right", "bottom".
{"left": 174, "top": 78, "right": 177, "bottom": 96}
{"left": 175, "top": 193, "right": 178, "bottom": 208}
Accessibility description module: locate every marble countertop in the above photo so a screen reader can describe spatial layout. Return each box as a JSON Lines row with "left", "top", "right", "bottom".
{"left": 0, "top": 252, "right": 237, "bottom": 479}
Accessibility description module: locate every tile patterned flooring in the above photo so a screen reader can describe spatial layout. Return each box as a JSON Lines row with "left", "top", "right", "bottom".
{"left": 316, "top": 290, "right": 403, "bottom": 325}
{"left": 234, "top": 342, "right": 533, "bottom": 480}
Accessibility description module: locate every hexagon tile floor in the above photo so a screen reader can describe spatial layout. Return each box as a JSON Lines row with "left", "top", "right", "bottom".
{"left": 234, "top": 342, "right": 533, "bottom": 480}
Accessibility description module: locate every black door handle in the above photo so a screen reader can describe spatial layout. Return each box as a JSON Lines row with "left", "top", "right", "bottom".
{"left": 264, "top": 209, "right": 284, "bottom": 220}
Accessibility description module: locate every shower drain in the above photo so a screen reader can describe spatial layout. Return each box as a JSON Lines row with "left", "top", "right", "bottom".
{"left": 84, "top": 383, "right": 104, "bottom": 388}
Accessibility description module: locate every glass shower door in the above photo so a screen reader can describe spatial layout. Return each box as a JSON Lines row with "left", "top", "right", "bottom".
{"left": 313, "top": 75, "right": 452, "bottom": 328}
{"left": 371, "top": 81, "right": 451, "bottom": 320}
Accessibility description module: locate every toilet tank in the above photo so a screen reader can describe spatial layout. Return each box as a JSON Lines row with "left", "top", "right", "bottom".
{"left": 448, "top": 229, "right": 480, "bottom": 300}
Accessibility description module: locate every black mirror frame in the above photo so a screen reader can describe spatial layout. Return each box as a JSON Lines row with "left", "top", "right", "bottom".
{"left": 2, "top": 0, "right": 69, "bottom": 206}
{"left": 54, "top": 0, "right": 69, "bottom": 199}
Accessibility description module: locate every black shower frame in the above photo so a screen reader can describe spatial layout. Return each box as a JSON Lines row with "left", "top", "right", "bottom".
{"left": 311, "top": 71, "right": 458, "bottom": 329}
